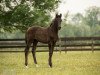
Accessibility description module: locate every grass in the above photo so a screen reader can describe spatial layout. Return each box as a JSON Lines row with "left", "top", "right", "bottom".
{"left": 0, "top": 49, "right": 100, "bottom": 75}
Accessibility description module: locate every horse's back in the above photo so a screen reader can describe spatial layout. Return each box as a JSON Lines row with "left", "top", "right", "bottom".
{"left": 27, "top": 26, "right": 40, "bottom": 32}
{"left": 27, "top": 26, "right": 49, "bottom": 34}
{"left": 26, "top": 26, "right": 50, "bottom": 43}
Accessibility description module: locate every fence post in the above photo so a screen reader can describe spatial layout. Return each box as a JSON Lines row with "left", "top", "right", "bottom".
{"left": 65, "top": 37, "right": 67, "bottom": 53}
{"left": 59, "top": 38, "right": 62, "bottom": 54}
{"left": 91, "top": 39, "right": 94, "bottom": 53}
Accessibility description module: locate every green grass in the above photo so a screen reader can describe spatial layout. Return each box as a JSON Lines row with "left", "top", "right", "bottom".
{"left": 0, "top": 49, "right": 100, "bottom": 75}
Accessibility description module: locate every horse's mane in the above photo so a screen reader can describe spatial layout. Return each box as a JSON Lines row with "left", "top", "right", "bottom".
{"left": 50, "top": 19, "right": 56, "bottom": 27}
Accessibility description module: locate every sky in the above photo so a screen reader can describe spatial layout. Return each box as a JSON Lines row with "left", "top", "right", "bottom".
{"left": 57, "top": 0, "right": 100, "bottom": 15}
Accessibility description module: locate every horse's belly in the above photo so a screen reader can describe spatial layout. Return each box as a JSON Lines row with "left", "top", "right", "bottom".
{"left": 36, "top": 37, "right": 49, "bottom": 43}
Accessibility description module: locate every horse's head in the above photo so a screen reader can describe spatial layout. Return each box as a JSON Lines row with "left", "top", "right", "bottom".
{"left": 54, "top": 13, "right": 62, "bottom": 30}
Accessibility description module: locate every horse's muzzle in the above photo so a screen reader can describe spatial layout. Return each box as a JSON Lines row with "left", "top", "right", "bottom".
{"left": 58, "top": 27, "right": 61, "bottom": 30}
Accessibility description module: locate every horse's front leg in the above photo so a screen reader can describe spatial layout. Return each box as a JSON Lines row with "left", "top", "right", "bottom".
{"left": 48, "top": 42, "right": 55, "bottom": 68}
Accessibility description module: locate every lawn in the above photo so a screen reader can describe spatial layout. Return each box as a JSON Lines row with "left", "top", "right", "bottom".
{"left": 0, "top": 49, "right": 100, "bottom": 75}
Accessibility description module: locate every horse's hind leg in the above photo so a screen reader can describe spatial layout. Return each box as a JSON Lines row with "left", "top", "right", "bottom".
{"left": 25, "top": 42, "right": 31, "bottom": 67}
{"left": 32, "top": 40, "right": 38, "bottom": 66}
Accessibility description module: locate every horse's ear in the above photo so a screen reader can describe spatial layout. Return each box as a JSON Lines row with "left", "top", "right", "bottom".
{"left": 60, "top": 13, "right": 62, "bottom": 18}
{"left": 56, "top": 13, "right": 58, "bottom": 18}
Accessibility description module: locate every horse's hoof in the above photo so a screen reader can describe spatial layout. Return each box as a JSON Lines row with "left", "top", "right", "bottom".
{"left": 36, "top": 64, "right": 39, "bottom": 67}
{"left": 48, "top": 65, "right": 50, "bottom": 68}
{"left": 25, "top": 66, "right": 29, "bottom": 68}
{"left": 49, "top": 65, "right": 52, "bottom": 68}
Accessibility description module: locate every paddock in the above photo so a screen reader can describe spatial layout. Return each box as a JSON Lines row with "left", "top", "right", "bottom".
{"left": 0, "top": 37, "right": 100, "bottom": 75}
{"left": 0, "top": 48, "right": 100, "bottom": 75}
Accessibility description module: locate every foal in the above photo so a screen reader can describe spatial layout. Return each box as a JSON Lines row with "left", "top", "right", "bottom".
{"left": 25, "top": 13, "right": 62, "bottom": 68}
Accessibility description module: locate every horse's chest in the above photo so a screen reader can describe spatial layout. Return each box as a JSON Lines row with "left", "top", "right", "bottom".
{"left": 50, "top": 35, "right": 58, "bottom": 42}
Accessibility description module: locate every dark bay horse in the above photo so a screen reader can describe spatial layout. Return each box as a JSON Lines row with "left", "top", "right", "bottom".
{"left": 25, "top": 13, "right": 62, "bottom": 68}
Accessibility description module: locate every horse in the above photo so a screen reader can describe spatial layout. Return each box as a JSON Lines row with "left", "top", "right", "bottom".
{"left": 25, "top": 13, "right": 62, "bottom": 68}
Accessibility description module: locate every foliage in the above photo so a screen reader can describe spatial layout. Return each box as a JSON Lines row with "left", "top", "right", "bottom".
{"left": 0, "top": 30, "right": 24, "bottom": 39}
{"left": 59, "top": 24, "right": 91, "bottom": 37}
{"left": 0, "top": 0, "right": 60, "bottom": 32}
{"left": 91, "top": 25, "right": 100, "bottom": 37}
{"left": 0, "top": 5, "right": 100, "bottom": 38}
{"left": 71, "top": 13, "right": 84, "bottom": 25}
{"left": 59, "top": 6, "right": 100, "bottom": 37}
{"left": 85, "top": 6, "right": 100, "bottom": 27}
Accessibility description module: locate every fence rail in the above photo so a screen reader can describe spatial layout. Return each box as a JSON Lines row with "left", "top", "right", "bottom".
{"left": 0, "top": 37, "right": 100, "bottom": 52}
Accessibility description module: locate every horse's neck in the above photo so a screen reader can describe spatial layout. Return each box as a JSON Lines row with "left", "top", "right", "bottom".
{"left": 50, "top": 23, "right": 58, "bottom": 34}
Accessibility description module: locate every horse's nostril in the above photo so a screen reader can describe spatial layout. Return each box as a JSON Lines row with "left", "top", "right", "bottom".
{"left": 58, "top": 27, "right": 61, "bottom": 30}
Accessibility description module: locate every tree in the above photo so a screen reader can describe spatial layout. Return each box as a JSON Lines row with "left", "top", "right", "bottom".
{"left": 85, "top": 6, "right": 100, "bottom": 27}
{"left": 71, "top": 13, "right": 84, "bottom": 25}
{"left": 0, "top": 0, "right": 60, "bottom": 32}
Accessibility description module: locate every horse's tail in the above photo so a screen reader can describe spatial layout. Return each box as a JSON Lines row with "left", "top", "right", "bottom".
{"left": 25, "top": 27, "right": 31, "bottom": 45}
